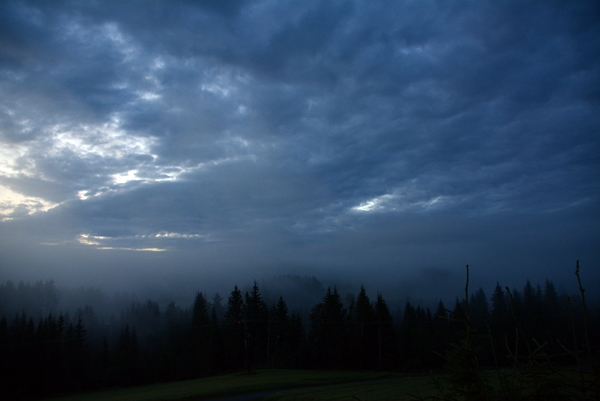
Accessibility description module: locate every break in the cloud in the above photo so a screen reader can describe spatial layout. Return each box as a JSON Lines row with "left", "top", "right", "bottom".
{"left": 0, "top": 1, "right": 599, "bottom": 295}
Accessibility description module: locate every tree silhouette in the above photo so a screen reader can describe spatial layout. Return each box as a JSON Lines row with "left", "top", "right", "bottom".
{"left": 0, "top": 273, "right": 596, "bottom": 398}
{"left": 374, "top": 293, "right": 396, "bottom": 370}
{"left": 224, "top": 285, "right": 245, "bottom": 370}
{"left": 351, "top": 285, "right": 376, "bottom": 370}
{"left": 110, "top": 324, "right": 141, "bottom": 386}
{"left": 430, "top": 300, "right": 449, "bottom": 368}
{"left": 269, "top": 296, "right": 290, "bottom": 367}
{"left": 244, "top": 281, "right": 268, "bottom": 369}
{"left": 288, "top": 310, "right": 306, "bottom": 367}
{"left": 191, "top": 292, "right": 211, "bottom": 376}
{"left": 310, "top": 287, "right": 347, "bottom": 368}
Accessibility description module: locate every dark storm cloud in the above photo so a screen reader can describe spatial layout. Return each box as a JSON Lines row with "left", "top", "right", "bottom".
{"left": 0, "top": 0, "right": 599, "bottom": 296}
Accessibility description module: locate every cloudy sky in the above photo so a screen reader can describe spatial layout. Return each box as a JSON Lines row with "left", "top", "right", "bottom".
{"left": 1, "top": 1, "right": 599, "bottom": 297}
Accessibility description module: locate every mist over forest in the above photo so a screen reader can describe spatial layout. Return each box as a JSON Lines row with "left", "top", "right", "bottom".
{"left": 2, "top": 265, "right": 598, "bottom": 399}
{"left": 0, "top": 264, "right": 593, "bottom": 323}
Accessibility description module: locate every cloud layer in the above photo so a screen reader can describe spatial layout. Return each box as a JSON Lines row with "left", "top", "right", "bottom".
{"left": 1, "top": 1, "right": 599, "bottom": 295}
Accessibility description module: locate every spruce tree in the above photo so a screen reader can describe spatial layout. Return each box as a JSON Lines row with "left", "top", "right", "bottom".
{"left": 224, "top": 285, "right": 245, "bottom": 370}
{"left": 489, "top": 283, "right": 509, "bottom": 365}
{"left": 353, "top": 285, "right": 375, "bottom": 370}
{"left": 400, "top": 301, "right": 417, "bottom": 367}
{"left": 209, "top": 306, "right": 224, "bottom": 373}
{"left": 490, "top": 283, "right": 507, "bottom": 325}
{"left": 542, "top": 279, "right": 566, "bottom": 354}
{"left": 113, "top": 324, "right": 141, "bottom": 386}
{"left": 523, "top": 279, "right": 542, "bottom": 338}
{"left": 310, "top": 287, "right": 347, "bottom": 368}
{"left": 288, "top": 311, "right": 305, "bottom": 368}
{"left": 431, "top": 300, "right": 450, "bottom": 368}
{"left": 191, "top": 292, "right": 211, "bottom": 376}
{"left": 374, "top": 293, "right": 396, "bottom": 370}
{"left": 244, "top": 281, "right": 268, "bottom": 369}
{"left": 270, "top": 296, "right": 290, "bottom": 367}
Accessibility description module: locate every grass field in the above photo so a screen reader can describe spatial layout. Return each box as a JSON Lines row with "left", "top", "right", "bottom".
{"left": 264, "top": 376, "right": 435, "bottom": 401}
{"left": 44, "top": 367, "right": 594, "bottom": 400}
{"left": 261, "top": 368, "right": 597, "bottom": 401}
{"left": 44, "top": 369, "right": 405, "bottom": 401}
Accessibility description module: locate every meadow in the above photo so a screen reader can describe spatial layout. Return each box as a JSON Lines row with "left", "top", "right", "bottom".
{"left": 44, "top": 367, "right": 596, "bottom": 401}
{"left": 45, "top": 369, "right": 405, "bottom": 401}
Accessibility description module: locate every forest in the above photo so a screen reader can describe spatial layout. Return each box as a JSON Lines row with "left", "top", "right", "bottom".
{"left": 1, "top": 268, "right": 598, "bottom": 400}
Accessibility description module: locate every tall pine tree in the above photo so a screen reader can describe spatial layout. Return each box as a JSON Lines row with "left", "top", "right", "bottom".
{"left": 191, "top": 292, "right": 211, "bottom": 376}
{"left": 223, "top": 285, "right": 245, "bottom": 370}
{"left": 244, "top": 281, "right": 268, "bottom": 369}
{"left": 310, "top": 287, "right": 347, "bottom": 368}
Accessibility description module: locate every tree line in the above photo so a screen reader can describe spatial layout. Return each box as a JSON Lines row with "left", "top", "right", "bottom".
{"left": 0, "top": 276, "right": 597, "bottom": 399}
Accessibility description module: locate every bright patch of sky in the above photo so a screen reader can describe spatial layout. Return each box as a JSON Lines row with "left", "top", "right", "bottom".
{"left": 136, "top": 91, "right": 161, "bottom": 101}
{"left": 0, "top": 115, "right": 160, "bottom": 210}
{"left": 149, "top": 232, "right": 210, "bottom": 239}
{"left": 97, "top": 247, "right": 166, "bottom": 252}
{"left": 352, "top": 194, "right": 395, "bottom": 212}
{"left": 351, "top": 192, "right": 448, "bottom": 214}
{"left": 76, "top": 231, "right": 209, "bottom": 252}
{"left": 49, "top": 117, "right": 156, "bottom": 160}
{"left": 0, "top": 185, "right": 59, "bottom": 220}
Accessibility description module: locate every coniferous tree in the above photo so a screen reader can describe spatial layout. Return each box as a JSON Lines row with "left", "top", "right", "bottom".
{"left": 288, "top": 311, "right": 306, "bottom": 368}
{"left": 431, "top": 300, "right": 450, "bottom": 368}
{"left": 490, "top": 283, "right": 507, "bottom": 327}
{"left": 161, "top": 301, "right": 189, "bottom": 381}
{"left": 111, "top": 324, "right": 141, "bottom": 386}
{"left": 352, "top": 286, "right": 376, "bottom": 370}
{"left": 224, "top": 285, "right": 245, "bottom": 371}
{"left": 466, "top": 287, "right": 490, "bottom": 363}
{"left": 522, "top": 279, "right": 537, "bottom": 336}
{"left": 101, "top": 338, "right": 110, "bottom": 383}
{"left": 244, "top": 281, "right": 268, "bottom": 369}
{"left": 270, "top": 296, "right": 290, "bottom": 367}
{"left": 542, "top": 280, "right": 562, "bottom": 338}
{"left": 505, "top": 286, "right": 526, "bottom": 359}
{"left": 449, "top": 298, "right": 466, "bottom": 343}
{"left": 62, "top": 317, "right": 89, "bottom": 390}
{"left": 6, "top": 314, "right": 29, "bottom": 395}
{"left": 310, "top": 287, "right": 347, "bottom": 368}
{"left": 209, "top": 306, "right": 224, "bottom": 373}
{"left": 543, "top": 280, "right": 559, "bottom": 311}
{"left": 399, "top": 301, "right": 418, "bottom": 369}
{"left": 119, "top": 300, "right": 163, "bottom": 352}
{"left": 510, "top": 288, "right": 523, "bottom": 321}
{"left": 489, "top": 283, "right": 509, "bottom": 365}
{"left": 0, "top": 316, "right": 8, "bottom": 386}
{"left": 191, "top": 292, "right": 211, "bottom": 376}
{"left": 374, "top": 293, "right": 396, "bottom": 370}
{"left": 470, "top": 288, "right": 488, "bottom": 322}
{"left": 51, "top": 313, "right": 66, "bottom": 391}
{"left": 212, "top": 293, "right": 224, "bottom": 321}
{"left": 419, "top": 306, "right": 435, "bottom": 368}
{"left": 535, "top": 283, "right": 543, "bottom": 309}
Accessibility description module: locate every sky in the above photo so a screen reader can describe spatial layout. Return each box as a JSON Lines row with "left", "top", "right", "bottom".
{"left": 1, "top": 0, "right": 599, "bottom": 301}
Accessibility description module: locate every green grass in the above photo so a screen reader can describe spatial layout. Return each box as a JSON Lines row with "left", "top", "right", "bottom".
{"left": 44, "top": 368, "right": 596, "bottom": 401}
{"left": 262, "top": 368, "right": 598, "bottom": 400}
{"left": 44, "top": 369, "right": 398, "bottom": 401}
{"left": 43, "top": 368, "right": 595, "bottom": 401}
{"left": 264, "top": 376, "right": 435, "bottom": 401}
